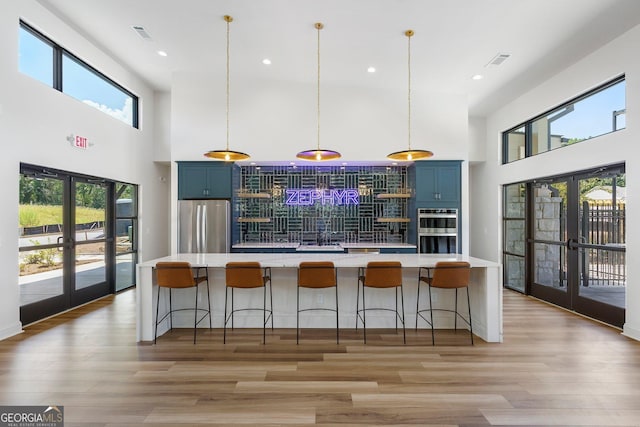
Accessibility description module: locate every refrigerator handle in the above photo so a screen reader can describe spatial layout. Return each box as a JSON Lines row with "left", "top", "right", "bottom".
{"left": 201, "top": 204, "right": 208, "bottom": 252}
{"left": 196, "top": 204, "right": 202, "bottom": 253}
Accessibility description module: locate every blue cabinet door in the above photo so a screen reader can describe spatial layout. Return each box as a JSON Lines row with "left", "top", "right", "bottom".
{"left": 178, "top": 162, "right": 232, "bottom": 199}
{"left": 414, "top": 161, "right": 461, "bottom": 206}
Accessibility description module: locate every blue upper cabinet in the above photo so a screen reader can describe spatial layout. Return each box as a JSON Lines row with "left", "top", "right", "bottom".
{"left": 414, "top": 160, "right": 461, "bottom": 206}
{"left": 178, "top": 161, "right": 233, "bottom": 199}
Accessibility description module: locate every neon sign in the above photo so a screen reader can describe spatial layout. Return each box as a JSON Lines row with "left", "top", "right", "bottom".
{"left": 285, "top": 189, "right": 359, "bottom": 206}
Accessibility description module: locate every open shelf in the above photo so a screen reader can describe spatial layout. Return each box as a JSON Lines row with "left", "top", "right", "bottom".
{"left": 237, "top": 192, "right": 272, "bottom": 199}
{"left": 376, "top": 193, "right": 411, "bottom": 199}
{"left": 376, "top": 218, "right": 411, "bottom": 223}
{"left": 237, "top": 217, "right": 271, "bottom": 223}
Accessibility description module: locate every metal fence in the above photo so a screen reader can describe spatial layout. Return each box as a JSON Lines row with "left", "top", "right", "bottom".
{"left": 580, "top": 202, "right": 626, "bottom": 287}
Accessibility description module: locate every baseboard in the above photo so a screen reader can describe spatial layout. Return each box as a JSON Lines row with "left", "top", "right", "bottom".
{"left": 622, "top": 323, "right": 640, "bottom": 342}
{"left": 0, "top": 321, "right": 23, "bottom": 341}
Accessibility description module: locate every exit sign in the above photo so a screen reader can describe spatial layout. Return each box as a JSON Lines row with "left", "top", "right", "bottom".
{"left": 66, "top": 134, "right": 93, "bottom": 149}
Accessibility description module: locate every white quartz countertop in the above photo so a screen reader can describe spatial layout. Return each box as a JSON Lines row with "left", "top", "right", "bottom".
{"left": 232, "top": 242, "right": 417, "bottom": 249}
{"left": 139, "top": 252, "right": 498, "bottom": 269}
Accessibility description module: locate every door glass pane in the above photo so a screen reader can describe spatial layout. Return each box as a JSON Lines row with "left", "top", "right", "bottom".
{"left": 534, "top": 243, "right": 567, "bottom": 291}
{"left": 115, "top": 253, "right": 135, "bottom": 292}
{"left": 533, "top": 181, "right": 567, "bottom": 292}
{"left": 19, "top": 175, "right": 64, "bottom": 306}
{"left": 578, "top": 248, "right": 625, "bottom": 308}
{"left": 504, "top": 254, "right": 525, "bottom": 292}
{"left": 74, "top": 182, "right": 106, "bottom": 290}
{"left": 533, "top": 182, "right": 566, "bottom": 241}
{"left": 577, "top": 173, "right": 626, "bottom": 308}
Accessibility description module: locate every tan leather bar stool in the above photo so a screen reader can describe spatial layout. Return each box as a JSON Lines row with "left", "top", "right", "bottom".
{"left": 297, "top": 261, "right": 339, "bottom": 344}
{"left": 224, "top": 262, "right": 273, "bottom": 344}
{"left": 356, "top": 261, "right": 406, "bottom": 344}
{"left": 154, "top": 261, "right": 211, "bottom": 344}
{"left": 417, "top": 261, "right": 473, "bottom": 345}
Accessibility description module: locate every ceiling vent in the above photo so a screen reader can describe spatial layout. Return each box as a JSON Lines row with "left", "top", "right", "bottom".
{"left": 486, "top": 53, "right": 510, "bottom": 67}
{"left": 132, "top": 26, "right": 153, "bottom": 40}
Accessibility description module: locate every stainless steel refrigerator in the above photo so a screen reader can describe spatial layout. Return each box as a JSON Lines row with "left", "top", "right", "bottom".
{"left": 178, "top": 200, "right": 230, "bottom": 253}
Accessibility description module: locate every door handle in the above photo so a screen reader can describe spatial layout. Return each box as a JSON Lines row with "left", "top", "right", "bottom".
{"left": 567, "top": 238, "right": 579, "bottom": 250}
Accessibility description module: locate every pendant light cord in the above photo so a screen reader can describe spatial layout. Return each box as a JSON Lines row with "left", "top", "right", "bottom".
{"left": 407, "top": 30, "right": 412, "bottom": 151}
{"left": 316, "top": 23, "right": 322, "bottom": 151}
{"left": 225, "top": 15, "right": 231, "bottom": 152}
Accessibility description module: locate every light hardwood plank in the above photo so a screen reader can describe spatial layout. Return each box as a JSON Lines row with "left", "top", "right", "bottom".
{"left": 1, "top": 289, "right": 638, "bottom": 426}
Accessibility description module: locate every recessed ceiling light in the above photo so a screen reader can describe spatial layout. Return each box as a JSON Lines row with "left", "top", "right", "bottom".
{"left": 472, "top": 74, "right": 484, "bottom": 80}
{"left": 250, "top": 162, "right": 256, "bottom": 165}
{"left": 367, "top": 66, "right": 376, "bottom": 73}
{"left": 391, "top": 162, "right": 398, "bottom": 166}
{"left": 157, "top": 50, "right": 168, "bottom": 57}
{"left": 262, "top": 58, "right": 271, "bottom": 65}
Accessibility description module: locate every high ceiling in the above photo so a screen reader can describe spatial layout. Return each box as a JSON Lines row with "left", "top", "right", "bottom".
{"left": 36, "top": 0, "right": 640, "bottom": 116}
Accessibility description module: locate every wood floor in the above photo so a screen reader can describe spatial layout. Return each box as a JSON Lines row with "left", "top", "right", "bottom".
{"left": 1, "top": 290, "right": 639, "bottom": 426}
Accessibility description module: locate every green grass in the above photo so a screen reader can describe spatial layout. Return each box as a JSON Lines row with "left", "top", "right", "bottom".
{"left": 19, "top": 204, "right": 104, "bottom": 227}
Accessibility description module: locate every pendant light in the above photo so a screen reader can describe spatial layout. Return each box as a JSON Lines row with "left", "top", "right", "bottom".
{"left": 296, "top": 22, "right": 341, "bottom": 161}
{"left": 204, "top": 15, "right": 250, "bottom": 162}
{"left": 387, "top": 30, "right": 433, "bottom": 161}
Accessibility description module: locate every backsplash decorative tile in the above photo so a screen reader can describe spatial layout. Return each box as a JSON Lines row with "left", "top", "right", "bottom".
{"left": 235, "top": 165, "right": 410, "bottom": 244}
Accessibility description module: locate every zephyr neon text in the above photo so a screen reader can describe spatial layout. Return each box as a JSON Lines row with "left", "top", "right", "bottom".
{"left": 285, "top": 189, "right": 359, "bottom": 206}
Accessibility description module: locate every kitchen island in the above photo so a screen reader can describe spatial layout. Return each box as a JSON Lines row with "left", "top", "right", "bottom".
{"left": 136, "top": 252, "right": 502, "bottom": 343}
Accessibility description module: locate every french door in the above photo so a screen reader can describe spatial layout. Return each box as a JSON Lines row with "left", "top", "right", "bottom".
{"left": 528, "top": 165, "right": 625, "bottom": 327}
{"left": 19, "top": 165, "right": 113, "bottom": 325}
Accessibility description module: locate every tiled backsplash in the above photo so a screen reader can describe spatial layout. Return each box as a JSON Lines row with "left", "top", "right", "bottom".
{"left": 235, "top": 165, "right": 410, "bottom": 244}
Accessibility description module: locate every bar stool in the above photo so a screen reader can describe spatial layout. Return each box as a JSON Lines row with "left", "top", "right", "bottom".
{"left": 224, "top": 262, "right": 273, "bottom": 344}
{"left": 416, "top": 261, "right": 473, "bottom": 345}
{"left": 297, "top": 261, "right": 339, "bottom": 344}
{"left": 356, "top": 261, "right": 406, "bottom": 344}
{"left": 154, "top": 261, "right": 211, "bottom": 344}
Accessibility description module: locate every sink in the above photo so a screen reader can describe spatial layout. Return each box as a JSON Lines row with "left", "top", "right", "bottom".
{"left": 295, "top": 244, "right": 344, "bottom": 252}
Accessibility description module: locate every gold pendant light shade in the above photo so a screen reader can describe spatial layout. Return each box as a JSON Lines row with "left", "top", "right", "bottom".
{"left": 204, "top": 149, "right": 251, "bottom": 161}
{"left": 296, "top": 149, "right": 342, "bottom": 161}
{"left": 204, "top": 15, "right": 250, "bottom": 162}
{"left": 387, "top": 29, "right": 433, "bottom": 161}
{"left": 296, "top": 23, "right": 341, "bottom": 162}
{"left": 387, "top": 149, "right": 433, "bottom": 161}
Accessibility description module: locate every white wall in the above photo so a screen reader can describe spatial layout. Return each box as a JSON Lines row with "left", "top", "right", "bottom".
{"left": 171, "top": 73, "right": 469, "bottom": 162}
{"left": 0, "top": 1, "right": 169, "bottom": 338}
{"left": 471, "top": 24, "right": 640, "bottom": 340}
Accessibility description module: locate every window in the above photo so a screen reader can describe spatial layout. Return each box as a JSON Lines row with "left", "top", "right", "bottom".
{"left": 115, "top": 183, "right": 138, "bottom": 292}
{"left": 62, "top": 53, "right": 135, "bottom": 126}
{"left": 503, "top": 77, "right": 625, "bottom": 164}
{"left": 18, "top": 21, "right": 139, "bottom": 128}
{"left": 503, "top": 182, "right": 526, "bottom": 292}
{"left": 19, "top": 25, "right": 54, "bottom": 86}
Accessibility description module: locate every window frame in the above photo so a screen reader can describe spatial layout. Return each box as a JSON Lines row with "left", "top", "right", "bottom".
{"left": 502, "top": 75, "right": 625, "bottom": 164}
{"left": 19, "top": 20, "right": 139, "bottom": 129}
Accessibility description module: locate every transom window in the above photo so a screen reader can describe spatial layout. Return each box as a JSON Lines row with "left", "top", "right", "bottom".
{"left": 502, "top": 76, "right": 625, "bottom": 164}
{"left": 18, "top": 21, "right": 139, "bottom": 128}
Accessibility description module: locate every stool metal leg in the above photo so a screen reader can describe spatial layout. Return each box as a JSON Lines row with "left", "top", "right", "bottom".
{"left": 428, "top": 283, "right": 435, "bottom": 346}
{"left": 467, "top": 287, "right": 474, "bottom": 345}
{"left": 400, "top": 284, "right": 406, "bottom": 344}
